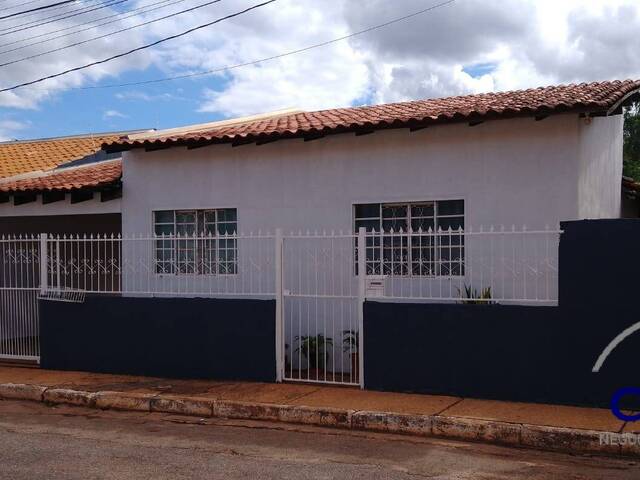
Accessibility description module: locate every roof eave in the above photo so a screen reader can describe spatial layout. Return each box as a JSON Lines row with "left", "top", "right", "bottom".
{"left": 0, "top": 178, "right": 122, "bottom": 196}
{"left": 102, "top": 103, "right": 610, "bottom": 154}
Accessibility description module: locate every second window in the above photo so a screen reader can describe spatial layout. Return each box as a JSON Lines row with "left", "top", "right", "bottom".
{"left": 354, "top": 200, "right": 464, "bottom": 276}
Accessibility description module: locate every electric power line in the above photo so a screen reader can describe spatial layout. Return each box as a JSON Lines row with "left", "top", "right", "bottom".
{"left": 0, "top": 0, "right": 182, "bottom": 51}
{"left": 0, "top": 0, "right": 104, "bottom": 25}
{"left": 0, "top": 0, "right": 224, "bottom": 66}
{"left": 61, "top": 0, "right": 456, "bottom": 92}
{"left": 0, "top": 0, "right": 128, "bottom": 36}
{"left": 0, "top": 0, "right": 103, "bottom": 26}
{"left": 0, "top": 0, "right": 74, "bottom": 21}
{"left": 0, "top": 0, "right": 46, "bottom": 14}
{"left": 0, "top": 0, "right": 276, "bottom": 92}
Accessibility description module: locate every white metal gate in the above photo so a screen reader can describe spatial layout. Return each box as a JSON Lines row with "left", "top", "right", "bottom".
{"left": 279, "top": 231, "right": 365, "bottom": 387}
{"left": 0, "top": 236, "right": 41, "bottom": 362}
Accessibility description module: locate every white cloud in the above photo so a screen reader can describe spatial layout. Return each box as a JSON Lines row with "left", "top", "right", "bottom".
{"left": 115, "top": 90, "right": 176, "bottom": 102}
{"left": 0, "top": 0, "right": 639, "bottom": 119}
{"left": 341, "top": 0, "right": 640, "bottom": 103}
{"left": 0, "top": 118, "right": 29, "bottom": 141}
{"left": 103, "top": 109, "right": 127, "bottom": 119}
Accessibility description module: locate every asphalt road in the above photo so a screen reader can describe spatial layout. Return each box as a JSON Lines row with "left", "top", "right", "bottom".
{"left": 0, "top": 400, "right": 638, "bottom": 479}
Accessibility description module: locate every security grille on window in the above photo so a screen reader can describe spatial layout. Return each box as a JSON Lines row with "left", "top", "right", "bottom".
{"left": 354, "top": 200, "right": 464, "bottom": 276}
{"left": 153, "top": 209, "right": 237, "bottom": 274}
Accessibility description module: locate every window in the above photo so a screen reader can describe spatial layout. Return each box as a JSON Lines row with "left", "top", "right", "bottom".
{"left": 354, "top": 200, "right": 464, "bottom": 276}
{"left": 153, "top": 209, "right": 237, "bottom": 275}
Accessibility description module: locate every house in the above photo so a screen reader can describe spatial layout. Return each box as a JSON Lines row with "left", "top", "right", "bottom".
{"left": 4, "top": 80, "right": 640, "bottom": 391}
{"left": 109, "top": 80, "right": 638, "bottom": 238}
{"left": 106, "top": 80, "right": 637, "bottom": 295}
{"left": 0, "top": 131, "right": 147, "bottom": 236}
{"left": 80, "top": 79, "right": 639, "bottom": 385}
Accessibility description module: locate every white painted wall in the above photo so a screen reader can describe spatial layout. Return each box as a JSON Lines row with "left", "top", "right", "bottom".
{"left": 577, "top": 115, "right": 623, "bottom": 219}
{"left": 122, "top": 114, "right": 605, "bottom": 236}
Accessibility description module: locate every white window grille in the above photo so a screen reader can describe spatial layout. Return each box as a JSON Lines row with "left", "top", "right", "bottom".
{"left": 153, "top": 209, "right": 238, "bottom": 275}
{"left": 354, "top": 200, "right": 465, "bottom": 276}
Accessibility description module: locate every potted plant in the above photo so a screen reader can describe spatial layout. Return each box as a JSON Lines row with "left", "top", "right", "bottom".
{"left": 284, "top": 343, "right": 290, "bottom": 372}
{"left": 457, "top": 284, "right": 495, "bottom": 304}
{"left": 295, "top": 334, "right": 333, "bottom": 376}
{"left": 342, "top": 329, "right": 359, "bottom": 379}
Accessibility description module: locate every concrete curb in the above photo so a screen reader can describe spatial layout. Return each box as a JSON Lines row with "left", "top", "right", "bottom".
{"left": 0, "top": 383, "right": 47, "bottom": 402}
{"left": 150, "top": 396, "right": 214, "bottom": 417}
{"left": 43, "top": 388, "right": 96, "bottom": 408}
{"left": 94, "top": 391, "right": 157, "bottom": 412}
{"left": 0, "top": 382, "right": 637, "bottom": 458}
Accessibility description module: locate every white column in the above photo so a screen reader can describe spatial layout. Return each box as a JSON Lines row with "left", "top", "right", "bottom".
{"left": 39, "top": 233, "right": 48, "bottom": 294}
{"left": 274, "top": 228, "right": 284, "bottom": 382}
{"left": 357, "top": 227, "right": 366, "bottom": 389}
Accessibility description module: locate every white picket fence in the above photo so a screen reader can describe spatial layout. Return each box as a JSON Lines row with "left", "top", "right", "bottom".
{"left": 0, "top": 226, "right": 562, "bottom": 383}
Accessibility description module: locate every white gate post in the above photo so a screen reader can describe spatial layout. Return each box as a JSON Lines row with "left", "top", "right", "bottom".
{"left": 357, "top": 227, "right": 366, "bottom": 389}
{"left": 39, "top": 233, "right": 48, "bottom": 294}
{"left": 275, "top": 228, "right": 284, "bottom": 382}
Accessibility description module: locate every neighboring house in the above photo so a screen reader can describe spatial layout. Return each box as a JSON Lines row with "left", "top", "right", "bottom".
{"left": 0, "top": 131, "right": 147, "bottom": 236}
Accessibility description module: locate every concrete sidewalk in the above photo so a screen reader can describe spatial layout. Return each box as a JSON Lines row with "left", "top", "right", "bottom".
{"left": 0, "top": 366, "right": 637, "bottom": 458}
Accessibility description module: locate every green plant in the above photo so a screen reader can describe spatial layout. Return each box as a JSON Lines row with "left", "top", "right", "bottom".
{"left": 295, "top": 334, "right": 333, "bottom": 370}
{"left": 342, "top": 329, "right": 359, "bottom": 353}
{"left": 457, "top": 284, "right": 494, "bottom": 305}
{"left": 624, "top": 101, "right": 640, "bottom": 180}
{"left": 342, "top": 329, "right": 360, "bottom": 379}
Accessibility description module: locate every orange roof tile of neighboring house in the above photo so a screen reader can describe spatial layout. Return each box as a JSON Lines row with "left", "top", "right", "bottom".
{"left": 106, "top": 80, "right": 640, "bottom": 152}
{"left": 0, "top": 133, "right": 121, "bottom": 179}
{"left": 0, "top": 159, "right": 122, "bottom": 193}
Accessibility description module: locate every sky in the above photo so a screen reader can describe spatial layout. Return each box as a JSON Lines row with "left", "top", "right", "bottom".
{"left": 0, "top": 0, "right": 639, "bottom": 141}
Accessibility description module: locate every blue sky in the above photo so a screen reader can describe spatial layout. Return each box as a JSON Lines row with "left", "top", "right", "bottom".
{"left": 1, "top": 0, "right": 639, "bottom": 141}
{"left": 3, "top": 67, "right": 230, "bottom": 139}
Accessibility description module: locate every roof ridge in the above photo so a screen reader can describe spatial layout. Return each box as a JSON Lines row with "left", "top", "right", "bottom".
{"left": 0, "top": 128, "right": 151, "bottom": 146}
{"left": 300, "top": 79, "right": 640, "bottom": 117}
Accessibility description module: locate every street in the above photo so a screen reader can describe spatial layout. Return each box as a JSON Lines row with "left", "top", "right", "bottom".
{"left": 0, "top": 400, "right": 637, "bottom": 479}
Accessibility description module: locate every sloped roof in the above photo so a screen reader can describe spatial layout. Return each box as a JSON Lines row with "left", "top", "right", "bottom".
{"left": 106, "top": 80, "right": 640, "bottom": 152}
{"left": 0, "top": 159, "right": 122, "bottom": 193}
{"left": 0, "top": 130, "right": 151, "bottom": 194}
{"left": 0, "top": 133, "right": 121, "bottom": 179}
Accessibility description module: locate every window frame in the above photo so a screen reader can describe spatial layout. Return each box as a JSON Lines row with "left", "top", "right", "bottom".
{"left": 152, "top": 207, "right": 239, "bottom": 276}
{"left": 353, "top": 199, "right": 465, "bottom": 278}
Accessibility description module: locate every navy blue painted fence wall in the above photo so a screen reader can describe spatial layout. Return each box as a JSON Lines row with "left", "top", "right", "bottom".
{"left": 364, "top": 219, "right": 640, "bottom": 409}
{"left": 40, "top": 295, "right": 276, "bottom": 382}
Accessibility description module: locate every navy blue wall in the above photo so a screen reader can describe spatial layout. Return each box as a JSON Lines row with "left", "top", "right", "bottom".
{"left": 364, "top": 219, "right": 640, "bottom": 409}
{"left": 40, "top": 295, "right": 276, "bottom": 382}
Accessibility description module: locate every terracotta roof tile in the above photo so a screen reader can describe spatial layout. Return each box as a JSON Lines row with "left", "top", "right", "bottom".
{"left": 0, "top": 134, "right": 120, "bottom": 179}
{"left": 107, "top": 80, "right": 640, "bottom": 152}
{"left": 0, "top": 159, "right": 121, "bottom": 193}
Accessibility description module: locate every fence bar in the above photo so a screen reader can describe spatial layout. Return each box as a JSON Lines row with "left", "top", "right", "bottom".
{"left": 39, "top": 233, "right": 47, "bottom": 295}
{"left": 274, "top": 228, "right": 284, "bottom": 383}
{"left": 357, "top": 227, "right": 366, "bottom": 389}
